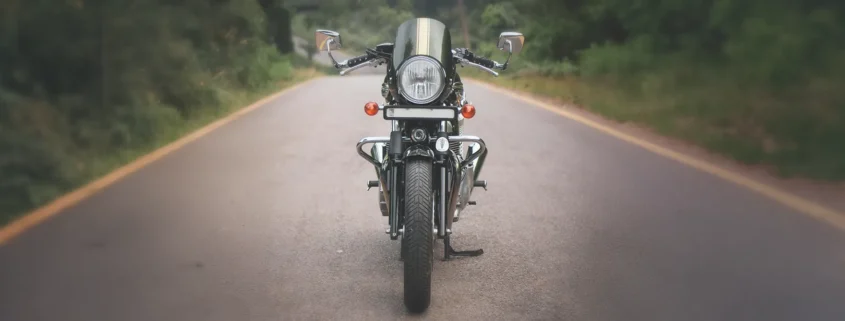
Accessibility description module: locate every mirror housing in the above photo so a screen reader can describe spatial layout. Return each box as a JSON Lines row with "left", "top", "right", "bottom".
{"left": 496, "top": 32, "right": 524, "bottom": 55}
{"left": 315, "top": 30, "right": 342, "bottom": 51}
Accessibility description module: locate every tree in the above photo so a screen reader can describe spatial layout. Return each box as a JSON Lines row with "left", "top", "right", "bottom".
{"left": 259, "top": 0, "right": 294, "bottom": 54}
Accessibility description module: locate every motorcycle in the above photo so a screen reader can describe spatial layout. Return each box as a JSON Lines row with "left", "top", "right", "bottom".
{"left": 315, "top": 18, "right": 524, "bottom": 313}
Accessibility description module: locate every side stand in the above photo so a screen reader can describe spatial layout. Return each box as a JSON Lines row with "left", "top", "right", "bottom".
{"left": 443, "top": 235, "right": 484, "bottom": 260}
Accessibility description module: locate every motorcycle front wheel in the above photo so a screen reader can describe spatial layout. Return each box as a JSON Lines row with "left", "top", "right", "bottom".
{"left": 401, "top": 158, "right": 434, "bottom": 313}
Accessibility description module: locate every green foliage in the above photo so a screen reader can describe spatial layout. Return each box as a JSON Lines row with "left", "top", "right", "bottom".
{"left": 299, "top": 0, "right": 415, "bottom": 51}
{"left": 0, "top": 0, "right": 305, "bottom": 223}
{"left": 299, "top": 0, "right": 845, "bottom": 179}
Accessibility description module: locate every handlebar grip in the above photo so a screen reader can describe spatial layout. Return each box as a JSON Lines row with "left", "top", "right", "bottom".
{"left": 473, "top": 56, "right": 496, "bottom": 69}
{"left": 346, "top": 54, "right": 371, "bottom": 68}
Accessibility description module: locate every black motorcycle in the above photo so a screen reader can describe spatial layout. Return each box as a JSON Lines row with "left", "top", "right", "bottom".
{"left": 315, "top": 17, "right": 524, "bottom": 313}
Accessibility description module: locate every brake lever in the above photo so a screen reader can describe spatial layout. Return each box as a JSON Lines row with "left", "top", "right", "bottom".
{"left": 457, "top": 58, "right": 499, "bottom": 77}
{"left": 339, "top": 58, "right": 384, "bottom": 76}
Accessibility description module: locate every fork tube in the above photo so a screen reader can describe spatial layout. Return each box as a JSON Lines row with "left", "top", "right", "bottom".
{"left": 388, "top": 130, "right": 403, "bottom": 240}
{"left": 389, "top": 167, "right": 400, "bottom": 240}
{"left": 438, "top": 121, "right": 448, "bottom": 238}
{"left": 439, "top": 165, "right": 446, "bottom": 238}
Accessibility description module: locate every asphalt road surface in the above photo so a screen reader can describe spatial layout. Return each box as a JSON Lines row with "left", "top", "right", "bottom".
{"left": 3, "top": 70, "right": 845, "bottom": 320}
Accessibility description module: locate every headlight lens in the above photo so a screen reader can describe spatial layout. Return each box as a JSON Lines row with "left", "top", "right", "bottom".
{"left": 397, "top": 56, "right": 446, "bottom": 104}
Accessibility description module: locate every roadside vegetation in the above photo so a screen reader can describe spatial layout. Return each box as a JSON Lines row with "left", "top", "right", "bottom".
{"left": 0, "top": 0, "right": 324, "bottom": 224}
{"left": 298, "top": 0, "right": 845, "bottom": 181}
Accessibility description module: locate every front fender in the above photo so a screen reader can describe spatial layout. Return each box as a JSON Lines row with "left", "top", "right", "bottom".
{"left": 403, "top": 144, "right": 435, "bottom": 159}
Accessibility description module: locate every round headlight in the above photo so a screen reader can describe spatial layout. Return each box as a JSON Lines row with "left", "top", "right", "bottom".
{"left": 397, "top": 56, "right": 446, "bottom": 105}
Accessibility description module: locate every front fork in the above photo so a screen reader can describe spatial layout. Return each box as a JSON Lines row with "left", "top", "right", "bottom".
{"left": 436, "top": 122, "right": 449, "bottom": 240}
{"left": 381, "top": 122, "right": 450, "bottom": 241}
{"left": 388, "top": 130, "right": 402, "bottom": 240}
{"left": 355, "top": 124, "right": 488, "bottom": 242}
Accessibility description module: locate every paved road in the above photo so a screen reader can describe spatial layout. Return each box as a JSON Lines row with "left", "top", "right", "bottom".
{"left": 3, "top": 71, "right": 845, "bottom": 320}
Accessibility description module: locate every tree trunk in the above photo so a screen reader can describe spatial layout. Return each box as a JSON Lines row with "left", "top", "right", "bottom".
{"left": 274, "top": 7, "right": 293, "bottom": 54}
{"left": 456, "top": 0, "right": 470, "bottom": 48}
{"left": 99, "top": 1, "right": 109, "bottom": 112}
{"left": 258, "top": 0, "right": 294, "bottom": 54}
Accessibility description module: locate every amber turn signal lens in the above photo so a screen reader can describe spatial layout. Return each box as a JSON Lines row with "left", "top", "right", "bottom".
{"left": 364, "top": 102, "right": 379, "bottom": 116}
{"left": 461, "top": 103, "right": 476, "bottom": 119}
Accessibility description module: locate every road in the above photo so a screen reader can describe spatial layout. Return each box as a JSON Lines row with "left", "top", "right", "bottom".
{"left": 3, "top": 68, "right": 845, "bottom": 320}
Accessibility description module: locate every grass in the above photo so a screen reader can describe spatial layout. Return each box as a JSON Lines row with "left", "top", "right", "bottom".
{"left": 463, "top": 67, "right": 845, "bottom": 182}
{"left": 0, "top": 58, "right": 327, "bottom": 227}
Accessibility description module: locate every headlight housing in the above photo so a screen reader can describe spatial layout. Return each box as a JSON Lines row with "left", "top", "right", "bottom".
{"left": 397, "top": 56, "right": 446, "bottom": 105}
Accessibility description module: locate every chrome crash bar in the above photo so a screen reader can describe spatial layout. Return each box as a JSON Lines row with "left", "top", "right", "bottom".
{"left": 357, "top": 137, "right": 390, "bottom": 166}
{"left": 356, "top": 135, "right": 485, "bottom": 169}
{"left": 448, "top": 135, "right": 487, "bottom": 168}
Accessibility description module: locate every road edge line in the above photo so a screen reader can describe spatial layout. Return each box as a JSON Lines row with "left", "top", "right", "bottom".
{"left": 0, "top": 77, "right": 321, "bottom": 246}
{"left": 467, "top": 78, "right": 845, "bottom": 232}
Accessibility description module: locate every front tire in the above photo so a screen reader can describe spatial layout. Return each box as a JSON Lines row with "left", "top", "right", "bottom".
{"left": 401, "top": 158, "right": 434, "bottom": 313}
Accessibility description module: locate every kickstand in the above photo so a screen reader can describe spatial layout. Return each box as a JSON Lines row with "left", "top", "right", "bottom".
{"left": 443, "top": 235, "right": 484, "bottom": 260}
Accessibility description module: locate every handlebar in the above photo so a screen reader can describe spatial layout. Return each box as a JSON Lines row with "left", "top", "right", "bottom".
{"left": 332, "top": 47, "right": 505, "bottom": 76}
{"left": 336, "top": 52, "right": 385, "bottom": 76}
{"left": 346, "top": 54, "right": 372, "bottom": 68}
{"left": 452, "top": 48, "right": 505, "bottom": 75}
{"left": 473, "top": 56, "right": 496, "bottom": 69}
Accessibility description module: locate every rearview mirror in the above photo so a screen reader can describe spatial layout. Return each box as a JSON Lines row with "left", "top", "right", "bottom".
{"left": 497, "top": 32, "right": 524, "bottom": 55}
{"left": 316, "top": 30, "right": 342, "bottom": 51}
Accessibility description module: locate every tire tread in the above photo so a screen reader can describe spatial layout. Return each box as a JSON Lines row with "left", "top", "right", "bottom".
{"left": 402, "top": 158, "right": 434, "bottom": 313}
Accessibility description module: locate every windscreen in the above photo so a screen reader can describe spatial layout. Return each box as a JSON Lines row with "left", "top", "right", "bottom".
{"left": 392, "top": 18, "right": 454, "bottom": 73}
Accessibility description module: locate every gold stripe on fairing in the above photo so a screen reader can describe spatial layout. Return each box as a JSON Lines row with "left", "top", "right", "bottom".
{"left": 415, "top": 18, "right": 430, "bottom": 55}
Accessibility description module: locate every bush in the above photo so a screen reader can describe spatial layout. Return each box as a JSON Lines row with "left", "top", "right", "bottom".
{"left": 0, "top": 0, "right": 301, "bottom": 223}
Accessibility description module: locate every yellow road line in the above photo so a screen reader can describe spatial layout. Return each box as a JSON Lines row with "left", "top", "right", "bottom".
{"left": 0, "top": 78, "right": 320, "bottom": 246}
{"left": 468, "top": 79, "right": 845, "bottom": 232}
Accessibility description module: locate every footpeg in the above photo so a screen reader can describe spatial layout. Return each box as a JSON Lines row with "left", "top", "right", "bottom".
{"left": 474, "top": 180, "right": 487, "bottom": 191}
{"left": 468, "top": 201, "right": 477, "bottom": 206}
{"left": 366, "top": 180, "right": 379, "bottom": 191}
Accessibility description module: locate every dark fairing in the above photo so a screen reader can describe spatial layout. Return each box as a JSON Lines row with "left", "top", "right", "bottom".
{"left": 392, "top": 18, "right": 455, "bottom": 77}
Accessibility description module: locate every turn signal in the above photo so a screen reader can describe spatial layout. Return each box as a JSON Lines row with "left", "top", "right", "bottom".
{"left": 461, "top": 103, "right": 476, "bottom": 119}
{"left": 364, "top": 102, "right": 379, "bottom": 116}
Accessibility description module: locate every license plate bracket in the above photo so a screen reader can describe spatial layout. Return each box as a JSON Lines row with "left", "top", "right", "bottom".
{"left": 383, "top": 106, "right": 458, "bottom": 121}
